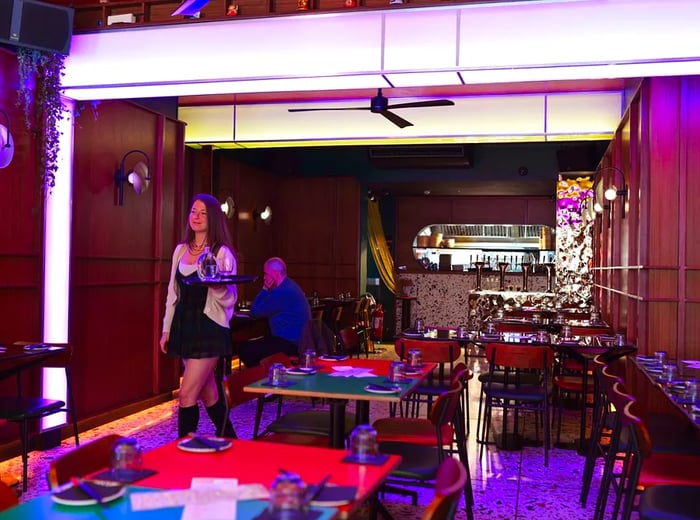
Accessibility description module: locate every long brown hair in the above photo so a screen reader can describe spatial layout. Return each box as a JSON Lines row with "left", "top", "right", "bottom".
{"left": 181, "top": 193, "right": 236, "bottom": 256}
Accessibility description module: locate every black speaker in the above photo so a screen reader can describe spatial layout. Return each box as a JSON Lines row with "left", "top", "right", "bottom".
{"left": 0, "top": 0, "right": 73, "bottom": 55}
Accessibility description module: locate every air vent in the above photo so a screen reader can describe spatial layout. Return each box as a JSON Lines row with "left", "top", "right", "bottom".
{"left": 368, "top": 145, "right": 472, "bottom": 169}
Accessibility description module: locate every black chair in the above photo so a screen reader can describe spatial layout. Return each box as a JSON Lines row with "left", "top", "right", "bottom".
{"left": 479, "top": 342, "right": 554, "bottom": 467}
{"left": 377, "top": 383, "right": 474, "bottom": 520}
{"left": 638, "top": 485, "right": 700, "bottom": 520}
{"left": 0, "top": 343, "right": 79, "bottom": 492}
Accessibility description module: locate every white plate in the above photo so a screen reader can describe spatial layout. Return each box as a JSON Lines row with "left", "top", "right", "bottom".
{"left": 364, "top": 384, "right": 399, "bottom": 394}
{"left": 51, "top": 482, "right": 125, "bottom": 506}
{"left": 286, "top": 368, "right": 317, "bottom": 376}
{"left": 23, "top": 344, "right": 50, "bottom": 352}
{"left": 318, "top": 355, "right": 348, "bottom": 362}
{"left": 177, "top": 437, "right": 232, "bottom": 453}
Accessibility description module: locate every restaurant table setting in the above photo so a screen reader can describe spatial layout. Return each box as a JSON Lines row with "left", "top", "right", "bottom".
{"left": 635, "top": 352, "right": 700, "bottom": 427}
{"left": 244, "top": 358, "right": 437, "bottom": 448}
{"left": 0, "top": 436, "right": 402, "bottom": 519}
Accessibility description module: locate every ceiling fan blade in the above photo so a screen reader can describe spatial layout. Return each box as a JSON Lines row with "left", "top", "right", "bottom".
{"left": 386, "top": 99, "right": 455, "bottom": 110}
{"left": 288, "top": 107, "right": 369, "bottom": 112}
{"left": 380, "top": 110, "right": 413, "bottom": 129}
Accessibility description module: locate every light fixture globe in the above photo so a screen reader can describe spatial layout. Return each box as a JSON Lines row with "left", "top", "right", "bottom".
{"left": 604, "top": 186, "right": 618, "bottom": 201}
{"left": 0, "top": 109, "right": 14, "bottom": 169}
{"left": 114, "top": 149, "right": 151, "bottom": 206}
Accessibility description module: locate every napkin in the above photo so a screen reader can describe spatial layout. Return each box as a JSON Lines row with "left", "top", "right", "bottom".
{"left": 328, "top": 366, "right": 375, "bottom": 378}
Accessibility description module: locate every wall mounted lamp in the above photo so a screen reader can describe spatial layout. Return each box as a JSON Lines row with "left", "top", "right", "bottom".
{"left": 0, "top": 109, "right": 14, "bottom": 169}
{"left": 114, "top": 149, "right": 151, "bottom": 206}
{"left": 593, "top": 165, "right": 628, "bottom": 219}
{"left": 220, "top": 196, "right": 235, "bottom": 219}
{"left": 253, "top": 205, "right": 272, "bottom": 229}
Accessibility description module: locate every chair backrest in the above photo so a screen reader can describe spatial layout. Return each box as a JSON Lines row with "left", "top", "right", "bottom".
{"left": 495, "top": 322, "right": 538, "bottom": 334}
{"left": 298, "top": 319, "right": 335, "bottom": 356}
{"left": 0, "top": 481, "right": 18, "bottom": 512}
{"left": 394, "top": 339, "right": 458, "bottom": 365}
{"left": 47, "top": 433, "right": 123, "bottom": 489}
{"left": 222, "top": 365, "right": 268, "bottom": 409}
{"left": 260, "top": 352, "right": 292, "bottom": 370}
{"left": 421, "top": 457, "right": 468, "bottom": 520}
{"left": 569, "top": 325, "right": 612, "bottom": 337}
{"left": 484, "top": 343, "right": 554, "bottom": 371}
{"left": 339, "top": 326, "right": 360, "bottom": 355}
{"left": 428, "top": 384, "right": 463, "bottom": 432}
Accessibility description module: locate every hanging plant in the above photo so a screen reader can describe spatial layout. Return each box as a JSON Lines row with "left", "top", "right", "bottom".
{"left": 16, "top": 48, "right": 67, "bottom": 193}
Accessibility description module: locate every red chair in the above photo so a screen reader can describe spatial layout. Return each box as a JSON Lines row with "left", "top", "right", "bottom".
{"left": 47, "top": 434, "right": 124, "bottom": 489}
{"left": 480, "top": 343, "right": 554, "bottom": 467}
{"left": 394, "top": 338, "right": 459, "bottom": 418}
{"left": 421, "top": 457, "right": 469, "bottom": 520}
{"left": 494, "top": 322, "right": 538, "bottom": 334}
{"left": 0, "top": 481, "right": 18, "bottom": 513}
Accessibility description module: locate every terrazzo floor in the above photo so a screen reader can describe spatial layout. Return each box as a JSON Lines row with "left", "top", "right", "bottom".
{"left": 0, "top": 345, "right": 621, "bottom": 519}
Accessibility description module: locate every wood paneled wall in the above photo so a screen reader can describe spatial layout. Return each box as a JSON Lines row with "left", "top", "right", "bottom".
{"left": 207, "top": 149, "right": 360, "bottom": 300}
{"left": 394, "top": 195, "right": 556, "bottom": 270}
{"left": 594, "top": 76, "right": 700, "bottom": 361}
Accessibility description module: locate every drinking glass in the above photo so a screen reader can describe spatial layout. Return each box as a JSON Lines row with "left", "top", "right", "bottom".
{"left": 684, "top": 378, "right": 699, "bottom": 403}
{"left": 654, "top": 350, "right": 668, "bottom": 367}
{"left": 110, "top": 437, "right": 143, "bottom": 480}
{"left": 388, "top": 361, "right": 405, "bottom": 383}
{"left": 269, "top": 471, "right": 306, "bottom": 517}
{"left": 301, "top": 349, "right": 316, "bottom": 370}
{"left": 218, "top": 255, "right": 234, "bottom": 275}
{"left": 485, "top": 322, "right": 496, "bottom": 335}
{"left": 268, "top": 363, "right": 287, "bottom": 385}
{"left": 407, "top": 349, "right": 422, "bottom": 368}
{"left": 662, "top": 363, "right": 678, "bottom": 383}
{"left": 349, "top": 425, "right": 378, "bottom": 461}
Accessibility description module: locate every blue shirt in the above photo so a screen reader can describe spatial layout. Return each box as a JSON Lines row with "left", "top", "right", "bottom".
{"left": 250, "top": 277, "right": 311, "bottom": 345}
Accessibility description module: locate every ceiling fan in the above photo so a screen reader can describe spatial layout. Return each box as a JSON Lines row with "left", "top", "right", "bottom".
{"left": 287, "top": 89, "right": 455, "bottom": 129}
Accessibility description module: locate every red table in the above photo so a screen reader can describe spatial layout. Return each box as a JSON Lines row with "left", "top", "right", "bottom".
{"left": 138, "top": 438, "right": 401, "bottom": 519}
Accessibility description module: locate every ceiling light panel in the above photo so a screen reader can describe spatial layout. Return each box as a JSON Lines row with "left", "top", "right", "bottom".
{"left": 382, "top": 9, "right": 458, "bottom": 71}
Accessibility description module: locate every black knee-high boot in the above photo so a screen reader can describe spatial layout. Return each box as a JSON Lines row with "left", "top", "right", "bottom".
{"left": 205, "top": 397, "right": 237, "bottom": 439}
{"left": 178, "top": 404, "right": 200, "bottom": 438}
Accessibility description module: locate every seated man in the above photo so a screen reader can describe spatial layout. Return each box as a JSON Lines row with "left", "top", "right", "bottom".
{"left": 238, "top": 257, "right": 311, "bottom": 367}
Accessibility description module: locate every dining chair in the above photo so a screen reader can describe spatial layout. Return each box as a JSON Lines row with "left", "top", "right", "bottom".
{"left": 394, "top": 338, "right": 459, "bottom": 418}
{"left": 377, "top": 384, "right": 474, "bottom": 520}
{"left": 0, "top": 481, "right": 18, "bottom": 513}
{"left": 479, "top": 342, "right": 554, "bottom": 467}
{"left": 222, "top": 365, "right": 328, "bottom": 447}
{"left": 593, "top": 382, "right": 700, "bottom": 520}
{"left": 638, "top": 484, "right": 700, "bottom": 520}
{"left": 0, "top": 342, "right": 79, "bottom": 492}
{"left": 421, "top": 457, "right": 468, "bottom": 520}
{"left": 494, "top": 322, "right": 538, "bottom": 334}
{"left": 47, "top": 433, "right": 123, "bottom": 489}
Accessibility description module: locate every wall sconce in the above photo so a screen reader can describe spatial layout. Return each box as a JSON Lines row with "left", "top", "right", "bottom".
{"left": 114, "top": 149, "right": 151, "bottom": 206}
{"left": 593, "top": 165, "right": 628, "bottom": 219}
{"left": 220, "top": 196, "right": 235, "bottom": 219}
{"left": 0, "top": 109, "right": 14, "bottom": 169}
{"left": 253, "top": 205, "right": 272, "bottom": 229}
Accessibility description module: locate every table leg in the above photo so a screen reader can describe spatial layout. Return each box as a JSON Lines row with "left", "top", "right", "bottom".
{"left": 579, "top": 358, "right": 589, "bottom": 454}
{"left": 355, "top": 400, "right": 370, "bottom": 425}
{"left": 329, "top": 399, "right": 348, "bottom": 449}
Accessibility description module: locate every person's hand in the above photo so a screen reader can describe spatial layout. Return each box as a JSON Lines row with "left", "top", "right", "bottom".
{"left": 159, "top": 332, "right": 169, "bottom": 354}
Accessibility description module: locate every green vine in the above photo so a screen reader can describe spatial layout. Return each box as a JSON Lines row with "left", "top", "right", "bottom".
{"left": 16, "top": 48, "right": 67, "bottom": 193}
